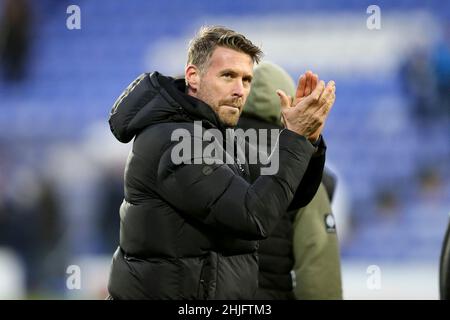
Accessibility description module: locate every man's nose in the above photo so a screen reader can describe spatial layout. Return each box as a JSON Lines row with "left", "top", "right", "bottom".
{"left": 232, "top": 80, "right": 245, "bottom": 98}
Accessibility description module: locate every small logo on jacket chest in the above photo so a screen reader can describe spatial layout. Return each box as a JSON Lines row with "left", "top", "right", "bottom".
{"left": 324, "top": 213, "right": 336, "bottom": 233}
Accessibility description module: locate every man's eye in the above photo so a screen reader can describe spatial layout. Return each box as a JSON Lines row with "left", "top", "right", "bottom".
{"left": 223, "top": 73, "right": 232, "bottom": 78}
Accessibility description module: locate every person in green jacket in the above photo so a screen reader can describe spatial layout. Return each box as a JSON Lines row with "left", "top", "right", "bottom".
{"left": 238, "top": 62, "right": 343, "bottom": 299}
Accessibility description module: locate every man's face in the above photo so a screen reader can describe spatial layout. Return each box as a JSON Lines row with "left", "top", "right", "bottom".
{"left": 194, "top": 47, "right": 254, "bottom": 127}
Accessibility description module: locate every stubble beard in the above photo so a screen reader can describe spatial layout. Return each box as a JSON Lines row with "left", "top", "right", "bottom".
{"left": 197, "top": 86, "right": 243, "bottom": 128}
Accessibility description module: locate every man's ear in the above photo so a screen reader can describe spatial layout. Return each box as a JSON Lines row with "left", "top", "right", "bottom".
{"left": 185, "top": 65, "right": 200, "bottom": 93}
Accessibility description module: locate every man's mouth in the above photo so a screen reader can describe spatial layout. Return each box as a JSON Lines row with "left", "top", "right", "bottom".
{"left": 223, "top": 104, "right": 240, "bottom": 110}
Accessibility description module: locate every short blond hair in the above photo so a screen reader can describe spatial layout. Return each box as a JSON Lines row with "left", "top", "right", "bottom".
{"left": 187, "top": 25, "right": 263, "bottom": 72}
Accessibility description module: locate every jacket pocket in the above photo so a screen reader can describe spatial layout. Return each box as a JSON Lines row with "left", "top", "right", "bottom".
{"left": 197, "top": 252, "right": 218, "bottom": 300}
{"left": 197, "top": 255, "right": 209, "bottom": 300}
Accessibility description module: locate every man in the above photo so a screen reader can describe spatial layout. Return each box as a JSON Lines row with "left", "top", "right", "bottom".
{"left": 440, "top": 218, "right": 450, "bottom": 299}
{"left": 0, "top": 0, "right": 32, "bottom": 82}
{"left": 107, "top": 26, "right": 336, "bottom": 299}
{"left": 238, "top": 62, "right": 342, "bottom": 300}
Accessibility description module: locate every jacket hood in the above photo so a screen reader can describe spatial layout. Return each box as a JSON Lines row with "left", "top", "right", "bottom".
{"left": 108, "top": 72, "right": 222, "bottom": 143}
{"left": 242, "top": 62, "right": 295, "bottom": 126}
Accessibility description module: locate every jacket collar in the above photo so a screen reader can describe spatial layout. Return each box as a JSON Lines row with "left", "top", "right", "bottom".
{"left": 151, "top": 72, "right": 226, "bottom": 131}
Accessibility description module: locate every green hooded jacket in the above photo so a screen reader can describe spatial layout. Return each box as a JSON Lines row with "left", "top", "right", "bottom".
{"left": 243, "top": 62, "right": 295, "bottom": 127}
{"left": 242, "top": 62, "right": 343, "bottom": 300}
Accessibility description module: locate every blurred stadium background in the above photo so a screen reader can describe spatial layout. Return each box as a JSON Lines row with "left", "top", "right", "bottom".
{"left": 0, "top": 0, "right": 448, "bottom": 299}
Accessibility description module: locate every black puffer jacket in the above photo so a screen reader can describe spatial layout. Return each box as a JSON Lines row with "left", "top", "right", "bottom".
{"left": 107, "top": 72, "right": 325, "bottom": 299}
{"left": 239, "top": 115, "right": 331, "bottom": 300}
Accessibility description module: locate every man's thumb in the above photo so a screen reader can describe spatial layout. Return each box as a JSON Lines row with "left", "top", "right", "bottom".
{"left": 276, "top": 90, "right": 290, "bottom": 110}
